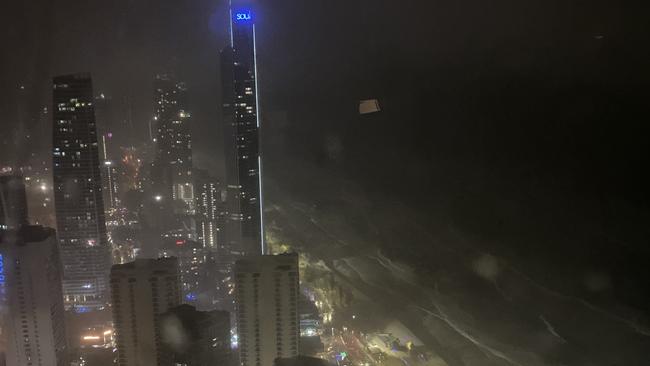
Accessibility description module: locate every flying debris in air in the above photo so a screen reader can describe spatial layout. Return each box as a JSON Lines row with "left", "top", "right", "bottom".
{"left": 359, "top": 99, "right": 381, "bottom": 115}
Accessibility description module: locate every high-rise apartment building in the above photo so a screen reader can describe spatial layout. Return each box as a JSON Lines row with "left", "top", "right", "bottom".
{"left": 52, "top": 73, "right": 111, "bottom": 310}
{"left": 195, "top": 169, "right": 224, "bottom": 251}
{"left": 221, "top": 6, "right": 265, "bottom": 256}
{"left": 160, "top": 304, "right": 231, "bottom": 366}
{"left": 0, "top": 175, "right": 28, "bottom": 230}
{"left": 235, "top": 254, "right": 300, "bottom": 366}
{"left": 0, "top": 226, "right": 67, "bottom": 366}
{"left": 110, "top": 258, "right": 181, "bottom": 366}
{"left": 151, "top": 74, "right": 194, "bottom": 214}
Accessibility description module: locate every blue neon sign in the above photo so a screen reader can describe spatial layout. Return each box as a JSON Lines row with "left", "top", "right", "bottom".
{"left": 75, "top": 306, "right": 91, "bottom": 313}
{"left": 0, "top": 253, "right": 6, "bottom": 301}
{"left": 0, "top": 254, "right": 4, "bottom": 284}
{"left": 234, "top": 9, "right": 253, "bottom": 23}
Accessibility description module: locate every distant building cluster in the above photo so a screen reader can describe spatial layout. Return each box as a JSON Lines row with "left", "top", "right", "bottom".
{"left": 0, "top": 4, "right": 307, "bottom": 366}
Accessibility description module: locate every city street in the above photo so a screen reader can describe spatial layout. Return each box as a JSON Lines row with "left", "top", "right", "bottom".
{"left": 318, "top": 326, "right": 446, "bottom": 366}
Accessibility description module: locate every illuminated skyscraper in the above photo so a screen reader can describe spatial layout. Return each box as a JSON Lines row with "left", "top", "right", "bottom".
{"left": 100, "top": 135, "right": 120, "bottom": 211}
{"left": 195, "top": 169, "right": 224, "bottom": 251}
{"left": 152, "top": 74, "right": 194, "bottom": 214}
{"left": 95, "top": 94, "right": 121, "bottom": 211}
{"left": 52, "top": 73, "right": 111, "bottom": 310}
{"left": 221, "top": 5, "right": 265, "bottom": 256}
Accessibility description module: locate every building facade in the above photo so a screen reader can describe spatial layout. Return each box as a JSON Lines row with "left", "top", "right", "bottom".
{"left": 52, "top": 73, "right": 111, "bottom": 310}
{"left": 151, "top": 74, "right": 194, "bottom": 214}
{"left": 221, "top": 6, "right": 265, "bottom": 256}
{"left": 0, "top": 175, "right": 28, "bottom": 230}
{"left": 0, "top": 226, "right": 67, "bottom": 366}
{"left": 110, "top": 258, "right": 181, "bottom": 366}
{"left": 100, "top": 133, "right": 120, "bottom": 212}
{"left": 194, "top": 169, "right": 225, "bottom": 252}
{"left": 94, "top": 94, "right": 121, "bottom": 211}
{"left": 235, "top": 254, "right": 300, "bottom": 366}
{"left": 160, "top": 304, "right": 231, "bottom": 366}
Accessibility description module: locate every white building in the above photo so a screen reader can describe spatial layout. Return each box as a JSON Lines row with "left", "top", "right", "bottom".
{"left": 0, "top": 226, "right": 67, "bottom": 366}
{"left": 110, "top": 258, "right": 181, "bottom": 366}
{"left": 235, "top": 254, "right": 300, "bottom": 366}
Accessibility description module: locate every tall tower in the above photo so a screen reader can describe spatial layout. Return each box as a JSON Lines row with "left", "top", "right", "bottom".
{"left": 221, "top": 4, "right": 265, "bottom": 256}
{"left": 111, "top": 258, "right": 181, "bottom": 366}
{"left": 0, "top": 226, "right": 67, "bottom": 366}
{"left": 234, "top": 254, "right": 300, "bottom": 366}
{"left": 195, "top": 168, "right": 224, "bottom": 251}
{"left": 95, "top": 94, "right": 121, "bottom": 211}
{"left": 52, "top": 73, "right": 111, "bottom": 310}
{"left": 152, "top": 74, "right": 194, "bottom": 214}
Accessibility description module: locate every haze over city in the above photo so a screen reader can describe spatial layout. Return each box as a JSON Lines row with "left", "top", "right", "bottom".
{"left": 1, "top": 1, "right": 649, "bottom": 366}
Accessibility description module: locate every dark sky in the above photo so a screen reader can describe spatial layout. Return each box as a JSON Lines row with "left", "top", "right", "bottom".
{"left": 2, "top": 0, "right": 648, "bottom": 174}
{"left": 1, "top": 0, "right": 649, "bottom": 278}
{"left": 0, "top": 0, "right": 648, "bottom": 194}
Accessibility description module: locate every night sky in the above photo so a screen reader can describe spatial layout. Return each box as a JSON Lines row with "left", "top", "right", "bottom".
{"left": 2, "top": 0, "right": 650, "bottom": 335}
{"left": 2, "top": 0, "right": 649, "bottom": 191}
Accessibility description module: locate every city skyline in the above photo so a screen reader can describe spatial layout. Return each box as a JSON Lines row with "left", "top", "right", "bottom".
{"left": 1, "top": 1, "right": 649, "bottom": 366}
